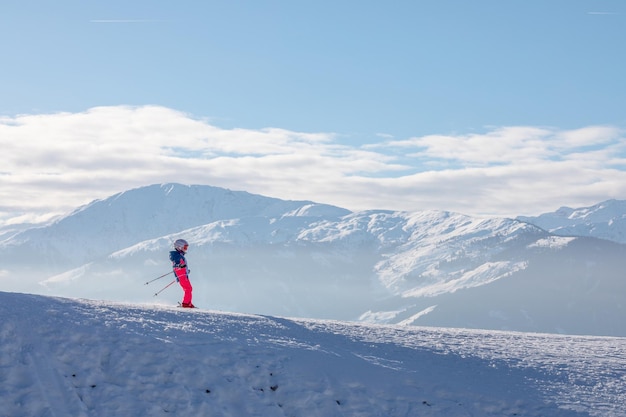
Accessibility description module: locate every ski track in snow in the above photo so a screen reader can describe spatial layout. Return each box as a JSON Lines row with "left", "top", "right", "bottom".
{"left": 1, "top": 292, "right": 625, "bottom": 417}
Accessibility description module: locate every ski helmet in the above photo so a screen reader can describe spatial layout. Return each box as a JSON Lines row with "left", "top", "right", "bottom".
{"left": 174, "top": 239, "right": 189, "bottom": 252}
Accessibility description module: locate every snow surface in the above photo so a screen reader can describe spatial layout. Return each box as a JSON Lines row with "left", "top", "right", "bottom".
{"left": 1, "top": 291, "right": 624, "bottom": 417}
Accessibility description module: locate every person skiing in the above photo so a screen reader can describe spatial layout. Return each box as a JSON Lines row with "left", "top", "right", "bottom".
{"left": 169, "top": 239, "right": 195, "bottom": 308}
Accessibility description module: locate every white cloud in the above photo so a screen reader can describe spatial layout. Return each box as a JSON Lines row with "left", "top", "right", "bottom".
{"left": 1, "top": 105, "right": 625, "bottom": 225}
{"left": 554, "top": 125, "right": 621, "bottom": 147}
{"left": 384, "top": 127, "right": 555, "bottom": 165}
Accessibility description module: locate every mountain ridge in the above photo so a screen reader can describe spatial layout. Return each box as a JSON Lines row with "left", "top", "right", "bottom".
{"left": 1, "top": 183, "right": 625, "bottom": 336}
{"left": 517, "top": 199, "right": 626, "bottom": 243}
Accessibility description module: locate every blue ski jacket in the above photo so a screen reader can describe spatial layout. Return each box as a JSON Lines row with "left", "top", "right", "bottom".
{"left": 169, "top": 250, "right": 189, "bottom": 281}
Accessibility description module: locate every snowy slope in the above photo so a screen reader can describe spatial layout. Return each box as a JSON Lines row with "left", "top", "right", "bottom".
{"left": 1, "top": 291, "right": 624, "bottom": 417}
{"left": 298, "top": 210, "right": 541, "bottom": 297}
{"left": 518, "top": 199, "right": 626, "bottom": 244}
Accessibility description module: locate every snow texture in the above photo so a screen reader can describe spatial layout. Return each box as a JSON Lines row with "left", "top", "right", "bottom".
{"left": 1, "top": 291, "right": 624, "bottom": 417}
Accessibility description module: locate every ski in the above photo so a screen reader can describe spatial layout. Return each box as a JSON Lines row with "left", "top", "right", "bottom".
{"left": 177, "top": 302, "right": 198, "bottom": 309}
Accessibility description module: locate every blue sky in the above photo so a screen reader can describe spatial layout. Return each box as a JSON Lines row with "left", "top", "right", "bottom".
{"left": 2, "top": 1, "right": 626, "bottom": 223}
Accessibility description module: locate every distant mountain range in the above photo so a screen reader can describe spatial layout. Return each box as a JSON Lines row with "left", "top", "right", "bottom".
{"left": 518, "top": 199, "right": 626, "bottom": 244}
{"left": 1, "top": 183, "right": 625, "bottom": 336}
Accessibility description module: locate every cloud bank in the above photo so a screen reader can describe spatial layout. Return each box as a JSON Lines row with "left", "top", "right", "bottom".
{"left": 2, "top": 105, "right": 625, "bottom": 225}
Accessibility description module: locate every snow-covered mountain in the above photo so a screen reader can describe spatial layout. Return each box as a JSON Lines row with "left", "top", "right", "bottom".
{"left": 518, "top": 199, "right": 626, "bottom": 244}
{"left": 2, "top": 183, "right": 625, "bottom": 336}
{"left": 2, "top": 292, "right": 624, "bottom": 417}
{"left": 1, "top": 183, "right": 349, "bottom": 269}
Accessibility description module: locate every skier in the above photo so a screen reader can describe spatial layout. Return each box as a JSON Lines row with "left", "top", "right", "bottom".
{"left": 169, "top": 239, "right": 195, "bottom": 308}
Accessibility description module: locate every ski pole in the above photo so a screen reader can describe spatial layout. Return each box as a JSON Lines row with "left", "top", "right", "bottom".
{"left": 153, "top": 279, "right": 177, "bottom": 297}
{"left": 145, "top": 270, "right": 173, "bottom": 285}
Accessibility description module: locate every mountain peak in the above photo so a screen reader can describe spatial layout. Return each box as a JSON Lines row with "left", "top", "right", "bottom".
{"left": 518, "top": 199, "right": 626, "bottom": 243}
{"left": 1, "top": 183, "right": 351, "bottom": 266}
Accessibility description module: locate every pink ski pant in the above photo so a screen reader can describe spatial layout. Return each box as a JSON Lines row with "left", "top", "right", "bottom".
{"left": 175, "top": 269, "right": 193, "bottom": 304}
